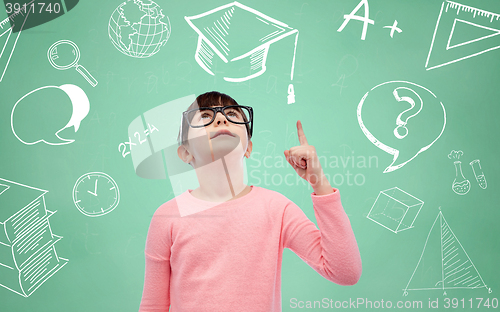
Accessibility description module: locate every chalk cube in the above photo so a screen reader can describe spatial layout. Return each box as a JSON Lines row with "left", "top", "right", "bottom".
{"left": 367, "top": 187, "right": 424, "bottom": 233}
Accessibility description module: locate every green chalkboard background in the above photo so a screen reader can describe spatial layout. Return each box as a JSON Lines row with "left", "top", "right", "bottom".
{"left": 1, "top": 0, "right": 499, "bottom": 311}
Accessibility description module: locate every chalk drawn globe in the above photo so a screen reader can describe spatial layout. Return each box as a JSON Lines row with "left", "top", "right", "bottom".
{"left": 108, "top": 0, "right": 171, "bottom": 58}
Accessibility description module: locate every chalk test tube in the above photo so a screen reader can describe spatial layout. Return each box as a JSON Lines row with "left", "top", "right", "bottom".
{"left": 469, "top": 159, "right": 487, "bottom": 189}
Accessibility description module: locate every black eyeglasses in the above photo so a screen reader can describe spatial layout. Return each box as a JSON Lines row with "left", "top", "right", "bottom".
{"left": 183, "top": 105, "right": 253, "bottom": 137}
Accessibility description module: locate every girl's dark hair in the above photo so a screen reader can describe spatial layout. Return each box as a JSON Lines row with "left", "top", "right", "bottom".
{"left": 177, "top": 91, "right": 252, "bottom": 146}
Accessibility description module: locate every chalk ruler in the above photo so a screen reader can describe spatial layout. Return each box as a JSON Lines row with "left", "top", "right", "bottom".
{"left": 425, "top": 0, "right": 500, "bottom": 70}
{"left": 0, "top": 0, "right": 34, "bottom": 82}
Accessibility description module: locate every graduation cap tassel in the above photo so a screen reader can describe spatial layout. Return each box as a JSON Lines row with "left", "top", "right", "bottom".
{"left": 287, "top": 84, "right": 295, "bottom": 104}
{"left": 287, "top": 31, "right": 299, "bottom": 104}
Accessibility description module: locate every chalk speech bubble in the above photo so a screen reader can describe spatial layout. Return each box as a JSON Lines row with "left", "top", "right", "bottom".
{"left": 11, "top": 84, "right": 89, "bottom": 145}
{"left": 357, "top": 81, "right": 446, "bottom": 173}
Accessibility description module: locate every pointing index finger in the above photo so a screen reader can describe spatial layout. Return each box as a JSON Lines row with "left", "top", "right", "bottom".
{"left": 297, "top": 120, "right": 309, "bottom": 146}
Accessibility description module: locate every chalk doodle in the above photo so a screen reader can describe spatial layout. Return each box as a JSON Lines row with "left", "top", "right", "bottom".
{"left": 404, "top": 209, "right": 490, "bottom": 296}
{"left": 11, "top": 84, "right": 90, "bottom": 145}
{"left": 118, "top": 123, "right": 159, "bottom": 158}
{"left": 425, "top": 1, "right": 500, "bottom": 70}
{"left": 447, "top": 150, "right": 487, "bottom": 195}
{"left": 47, "top": 40, "right": 98, "bottom": 87}
{"left": 366, "top": 187, "right": 424, "bottom": 234}
{"left": 0, "top": 178, "right": 68, "bottom": 297}
{"left": 0, "top": 1, "right": 32, "bottom": 82}
{"left": 448, "top": 150, "right": 470, "bottom": 195}
{"left": 357, "top": 81, "right": 446, "bottom": 173}
{"left": 185, "top": 1, "right": 298, "bottom": 103}
{"left": 108, "top": 0, "right": 171, "bottom": 58}
{"left": 392, "top": 87, "right": 423, "bottom": 140}
{"left": 470, "top": 159, "right": 487, "bottom": 189}
{"left": 72, "top": 172, "right": 120, "bottom": 217}
{"left": 337, "top": 0, "right": 374, "bottom": 40}
{"left": 383, "top": 20, "right": 402, "bottom": 38}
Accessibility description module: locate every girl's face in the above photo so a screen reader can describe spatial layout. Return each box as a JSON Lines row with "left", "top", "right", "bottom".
{"left": 183, "top": 106, "right": 252, "bottom": 167}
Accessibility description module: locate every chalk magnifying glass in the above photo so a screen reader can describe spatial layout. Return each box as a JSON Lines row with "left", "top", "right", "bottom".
{"left": 47, "top": 40, "right": 98, "bottom": 87}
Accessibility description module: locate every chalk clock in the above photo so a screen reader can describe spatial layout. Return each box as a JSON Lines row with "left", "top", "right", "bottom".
{"left": 72, "top": 172, "right": 120, "bottom": 217}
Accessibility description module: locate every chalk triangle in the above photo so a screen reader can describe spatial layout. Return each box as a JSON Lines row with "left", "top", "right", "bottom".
{"left": 404, "top": 211, "right": 488, "bottom": 293}
{"left": 0, "top": 6, "right": 31, "bottom": 82}
{"left": 440, "top": 214, "right": 485, "bottom": 289}
{"left": 0, "top": 25, "right": 14, "bottom": 82}
{"left": 425, "top": 2, "right": 500, "bottom": 70}
{"left": 447, "top": 19, "right": 500, "bottom": 50}
{"left": 405, "top": 213, "right": 444, "bottom": 291}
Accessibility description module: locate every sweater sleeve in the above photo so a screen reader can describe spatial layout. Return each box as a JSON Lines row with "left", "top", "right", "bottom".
{"left": 282, "top": 188, "right": 362, "bottom": 285}
{"left": 139, "top": 209, "right": 172, "bottom": 312}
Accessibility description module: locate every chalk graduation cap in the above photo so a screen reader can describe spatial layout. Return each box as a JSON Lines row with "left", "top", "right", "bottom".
{"left": 185, "top": 1, "right": 299, "bottom": 104}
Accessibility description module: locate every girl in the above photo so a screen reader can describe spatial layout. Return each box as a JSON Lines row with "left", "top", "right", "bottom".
{"left": 139, "top": 91, "right": 362, "bottom": 311}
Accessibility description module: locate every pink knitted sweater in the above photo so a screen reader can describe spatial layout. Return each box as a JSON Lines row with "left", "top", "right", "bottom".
{"left": 139, "top": 186, "right": 361, "bottom": 311}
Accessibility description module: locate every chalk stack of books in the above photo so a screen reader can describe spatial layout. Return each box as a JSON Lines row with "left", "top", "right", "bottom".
{"left": 0, "top": 178, "right": 68, "bottom": 297}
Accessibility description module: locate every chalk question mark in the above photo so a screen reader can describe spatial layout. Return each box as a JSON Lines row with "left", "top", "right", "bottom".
{"left": 392, "top": 87, "right": 423, "bottom": 139}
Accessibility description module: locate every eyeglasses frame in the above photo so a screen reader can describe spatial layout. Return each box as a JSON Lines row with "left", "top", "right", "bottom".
{"left": 182, "top": 105, "right": 253, "bottom": 138}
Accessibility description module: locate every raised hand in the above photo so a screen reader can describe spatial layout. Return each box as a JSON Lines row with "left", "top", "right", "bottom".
{"left": 284, "top": 120, "right": 333, "bottom": 195}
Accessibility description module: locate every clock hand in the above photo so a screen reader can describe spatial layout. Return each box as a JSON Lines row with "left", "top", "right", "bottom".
{"left": 87, "top": 190, "right": 97, "bottom": 196}
{"left": 94, "top": 179, "right": 98, "bottom": 196}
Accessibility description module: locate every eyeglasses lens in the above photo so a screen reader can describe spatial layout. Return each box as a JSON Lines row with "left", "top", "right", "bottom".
{"left": 187, "top": 107, "right": 251, "bottom": 127}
